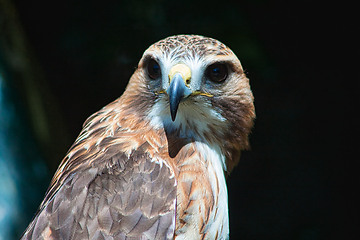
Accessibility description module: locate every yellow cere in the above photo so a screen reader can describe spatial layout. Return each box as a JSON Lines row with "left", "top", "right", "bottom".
{"left": 168, "top": 64, "right": 192, "bottom": 86}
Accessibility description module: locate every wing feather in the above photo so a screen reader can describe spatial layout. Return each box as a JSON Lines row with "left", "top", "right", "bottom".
{"left": 21, "top": 152, "right": 177, "bottom": 240}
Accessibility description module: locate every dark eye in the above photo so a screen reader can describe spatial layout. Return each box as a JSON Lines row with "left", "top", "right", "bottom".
{"left": 206, "top": 63, "right": 228, "bottom": 83}
{"left": 147, "top": 59, "right": 161, "bottom": 79}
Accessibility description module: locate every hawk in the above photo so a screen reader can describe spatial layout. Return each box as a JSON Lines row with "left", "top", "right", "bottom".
{"left": 22, "top": 35, "right": 255, "bottom": 240}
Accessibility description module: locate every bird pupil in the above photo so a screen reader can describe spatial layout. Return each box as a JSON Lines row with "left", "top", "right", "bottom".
{"left": 153, "top": 63, "right": 160, "bottom": 73}
{"left": 212, "top": 67, "right": 220, "bottom": 76}
{"left": 207, "top": 63, "right": 227, "bottom": 82}
{"left": 148, "top": 59, "right": 161, "bottom": 79}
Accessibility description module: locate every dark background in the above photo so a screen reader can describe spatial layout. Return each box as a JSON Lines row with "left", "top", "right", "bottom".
{"left": 0, "top": 0, "right": 356, "bottom": 239}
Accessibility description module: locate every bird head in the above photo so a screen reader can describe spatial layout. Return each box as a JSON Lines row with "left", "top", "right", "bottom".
{"left": 124, "top": 35, "right": 255, "bottom": 162}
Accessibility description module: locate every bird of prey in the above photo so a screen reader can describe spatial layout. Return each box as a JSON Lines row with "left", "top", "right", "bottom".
{"left": 21, "top": 35, "right": 255, "bottom": 240}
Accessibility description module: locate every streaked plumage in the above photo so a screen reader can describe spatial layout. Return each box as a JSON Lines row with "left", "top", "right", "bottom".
{"left": 22, "top": 35, "right": 255, "bottom": 240}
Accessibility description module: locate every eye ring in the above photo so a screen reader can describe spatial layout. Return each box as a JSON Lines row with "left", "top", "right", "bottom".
{"left": 147, "top": 59, "right": 161, "bottom": 79}
{"left": 206, "top": 63, "right": 228, "bottom": 83}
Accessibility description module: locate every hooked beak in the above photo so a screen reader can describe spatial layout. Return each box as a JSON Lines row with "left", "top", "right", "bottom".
{"left": 166, "top": 64, "right": 192, "bottom": 121}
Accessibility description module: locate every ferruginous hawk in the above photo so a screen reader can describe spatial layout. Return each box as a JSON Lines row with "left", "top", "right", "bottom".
{"left": 21, "top": 35, "right": 255, "bottom": 240}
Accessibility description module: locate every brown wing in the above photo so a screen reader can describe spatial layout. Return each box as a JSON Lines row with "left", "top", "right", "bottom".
{"left": 21, "top": 151, "right": 177, "bottom": 240}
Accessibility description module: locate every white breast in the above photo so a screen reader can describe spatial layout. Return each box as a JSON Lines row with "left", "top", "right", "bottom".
{"left": 174, "top": 142, "right": 229, "bottom": 240}
{"left": 147, "top": 92, "right": 230, "bottom": 239}
{"left": 197, "top": 142, "right": 229, "bottom": 240}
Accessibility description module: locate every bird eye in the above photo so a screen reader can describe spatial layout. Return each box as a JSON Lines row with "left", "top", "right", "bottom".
{"left": 206, "top": 63, "right": 228, "bottom": 83}
{"left": 147, "top": 59, "right": 161, "bottom": 79}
